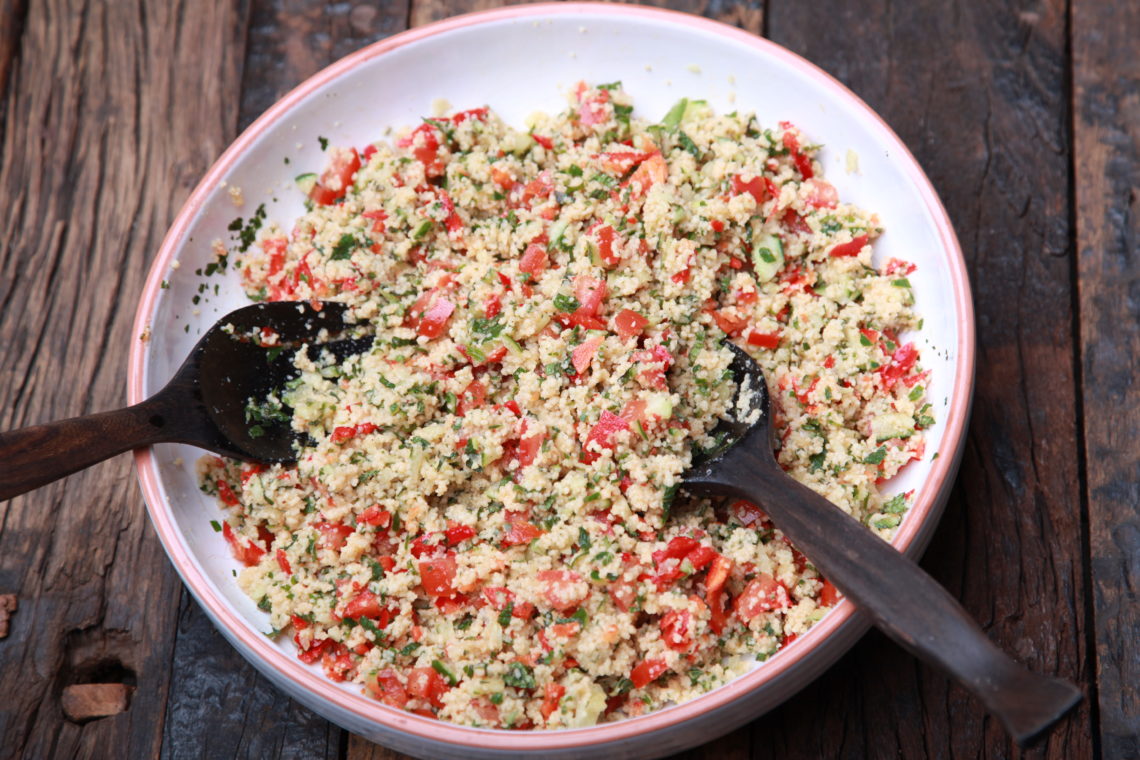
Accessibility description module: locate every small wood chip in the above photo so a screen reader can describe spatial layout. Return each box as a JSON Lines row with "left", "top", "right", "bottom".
{"left": 61, "top": 683, "right": 133, "bottom": 722}
{"left": 0, "top": 594, "right": 16, "bottom": 638}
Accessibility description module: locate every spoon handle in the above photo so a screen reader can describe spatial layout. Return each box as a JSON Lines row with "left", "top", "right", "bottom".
{"left": 0, "top": 400, "right": 169, "bottom": 501}
{"left": 736, "top": 468, "right": 1081, "bottom": 745}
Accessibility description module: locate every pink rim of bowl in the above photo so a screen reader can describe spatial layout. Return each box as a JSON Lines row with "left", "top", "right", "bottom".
{"left": 128, "top": 2, "right": 975, "bottom": 753}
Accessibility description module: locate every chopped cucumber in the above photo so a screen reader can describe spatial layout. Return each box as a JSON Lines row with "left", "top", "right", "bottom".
{"left": 751, "top": 234, "right": 784, "bottom": 282}
{"left": 681, "top": 99, "right": 712, "bottom": 126}
{"left": 871, "top": 412, "right": 915, "bottom": 442}
{"left": 549, "top": 218, "right": 570, "bottom": 251}
{"left": 294, "top": 172, "right": 317, "bottom": 195}
{"left": 645, "top": 392, "right": 673, "bottom": 419}
{"left": 502, "top": 335, "right": 523, "bottom": 356}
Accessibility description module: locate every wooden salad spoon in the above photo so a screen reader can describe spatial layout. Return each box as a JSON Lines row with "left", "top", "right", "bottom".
{"left": 683, "top": 341, "right": 1081, "bottom": 745}
{"left": 0, "top": 301, "right": 368, "bottom": 501}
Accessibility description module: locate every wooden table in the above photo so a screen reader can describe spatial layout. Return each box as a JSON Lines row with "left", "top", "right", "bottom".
{"left": 0, "top": 0, "right": 1135, "bottom": 757}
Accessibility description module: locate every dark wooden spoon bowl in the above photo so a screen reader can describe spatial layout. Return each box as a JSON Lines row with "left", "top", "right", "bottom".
{"left": 684, "top": 342, "right": 1081, "bottom": 746}
{"left": 0, "top": 301, "right": 370, "bottom": 501}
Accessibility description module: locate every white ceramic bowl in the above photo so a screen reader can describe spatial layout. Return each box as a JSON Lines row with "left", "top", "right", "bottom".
{"left": 129, "top": 4, "right": 974, "bottom": 758}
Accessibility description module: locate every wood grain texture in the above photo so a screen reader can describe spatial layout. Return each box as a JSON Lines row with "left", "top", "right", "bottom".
{"left": 0, "top": 0, "right": 248, "bottom": 758}
{"left": 159, "top": 592, "right": 342, "bottom": 760}
{"left": 239, "top": 0, "right": 412, "bottom": 130}
{"left": 1073, "top": 0, "right": 1140, "bottom": 755}
{"left": 409, "top": 0, "right": 763, "bottom": 34}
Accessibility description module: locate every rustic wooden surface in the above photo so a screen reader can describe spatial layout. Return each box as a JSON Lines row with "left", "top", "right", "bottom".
{"left": 0, "top": 0, "right": 1135, "bottom": 758}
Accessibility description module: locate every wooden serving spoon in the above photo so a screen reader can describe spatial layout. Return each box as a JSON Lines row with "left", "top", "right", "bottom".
{"left": 0, "top": 301, "right": 368, "bottom": 501}
{"left": 683, "top": 342, "right": 1081, "bottom": 745}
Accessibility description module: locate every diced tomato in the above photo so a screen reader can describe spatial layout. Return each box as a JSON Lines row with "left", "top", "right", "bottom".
{"left": 411, "top": 532, "right": 443, "bottom": 558}
{"left": 216, "top": 479, "right": 240, "bottom": 507}
{"left": 819, "top": 578, "right": 841, "bottom": 607}
{"left": 613, "top": 309, "right": 649, "bottom": 341}
{"left": 829, "top": 233, "right": 870, "bottom": 258}
{"left": 781, "top": 128, "right": 814, "bottom": 179}
{"left": 781, "top": 208, "right": 813, "bottom": 235}
{"left": 576, "top": 82, "right": 610, "bottom": 126}
{"left": 316, "top": 521, "right": 354, "bottom": 552}
{"left": 445, "top": 522, "right": 476, "bottom": 546}
{"left": 702, "top": 556, "right": 729, "bottom": 633}
{"left": 705, "top": 554, "right": 732, "bottom": 596}
{"left": 361, "top": 143, "right": 378, "bottom": 161}
{"left": 362, "top": 208, "right": 387, "bottom": 236}
{"left": 501, "top": 519, "right": 544, "bottom": 547}
{"left": 655, "top": 536, "right": 701, "bottom": 563}
{"left": 878, "top": 342, "right": 918, "bottom": 391}
{"left": 746, "top": 329, "right": 781, "bottom": 349}
{"left": 520, "top": 170, "right": 554, "bottom": 206}
{"left": 343, "top": 591, "right": 388, "bottom": 623}
{"left": 884, "top": 258, "right": 917, "bottom": 276}
{"left": 590, "top": 223, "right": 621, "bottom": 268}
{"left": 450, "top": 107, "right": 488, "bottom": 124}
{"left": 541, "top": 682, "right": 566, "bottom": 720}
{"left": 516, "top": 426, "right": 544, "bottom": 468}
{"left": 735, "top": 574, "right": 791, "bottom": 620}
{"left": 484, "top": 293, "right": 502, "bottom": 319}
{"left": 482, "top": 587, "right": 514, "bottom": 610}
{"left": 619, "top": 398, "right": 648, "bottom": 427}
{"left": 358, "top": 505, "right": 392, "bottom": 528}
{"left": 417, "top": 296, "right": 455, "bottom": 339}
{"left": 406, "top": 666, "right": 450, "bottom": 708}
{"left": 537, "top": 569, "right": 587, "bottom": 611}
{"left": 262, "top": 237, "right": 287, "bottom": 277}
{"left": 503, "top": 400, "right": 522, "bottom": 416}
{"left": 571, "top": 335, "right": 604, "bottom": 375}
{"left": 309, "top": 147, "right": 361, "bottom": 205}
{"left": 368, "top": 668, "right": 409, "bottom": 709}
{"left": 632, "top": 344, "right": 674, "bottom": 390}
{"left": 781, "top": 633, "right": 798, "bottom": 649}
{"left": 456, "top": 380, "right": 486, "bottom": 417}
{"left": 491, "top": 166, "right": 514, "bottom": 188}
{"left": 609, "top": 579, "right": 638, "bottom": 612}
{"left": 519, "top": 242, "right": 548, "bottom": 281}
{"left": 573, "top": 275, "right": 607, "bottom": 317}
{"left": 419, "top": 557, "right": 457, "bottom": 598}
{"left": 512, "top": 601, "right": 536, "bottom": 619}
{"left": 321, "top": 641, "right": 354, "bottom": 682}
{"left": 711, "top": 309, "right": 747, "bottom": 337}
{"left": 598, "top": 151, "right": 652, "bottom": 174}
{"left": 276, "top": 549, "right": 292, "bottom": 575}
{"left": 581, "top": 410, "right": 629, "bottom": 464}
{"left": 532, "top": 133, "right": 554, "bottom": 150}
{"left": 731, "top": 174, "right": 769, "bottom": 204}
{"left": 399, "top": 123, "right": 445, "bottom": 178}
{"left": 628, "top": 153, "right": 667, "bottom": 197}
{"left": 660, "top": 610, "right": 693, "bottom": 651}
{"left": 330, "top": 425, "right": 357, "bottom": 444}
{"left": 630, "top": 658, "right": 669, "bottom": 689}
{"left": 729, "top": 500, "right": 770, "bottom": 528}
{"left": 438, "top": 189, "right": 463, "bottom": 234}
{"left": 222, "top": 521, "right": 265, "bottom": 567}
{"left": 803, "top": 178, "right": 838, "bottom": 208}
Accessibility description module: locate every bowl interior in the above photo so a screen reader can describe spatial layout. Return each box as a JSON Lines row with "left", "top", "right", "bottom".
{"left": 133, "top": 3, "right": 969, "bottom": 748}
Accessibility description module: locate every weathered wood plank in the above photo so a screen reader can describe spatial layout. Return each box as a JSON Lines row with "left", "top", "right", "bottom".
{"left": 159, "top": 593, "right": 342, "bottom": 760}
{"left": 1073, "top": 0, "right": 1140, "bottom": 755}
{"left": 754, "top": 0, "right": 1094, "bottom": 757}
{"left": 409, "top": 0, "right": 763, "bottom": 34}
{"left": 0, "top": 0, "right": 249, "bottom": 758}
{"left": 239, "top": 0, "right": 413, "bottom": 131}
